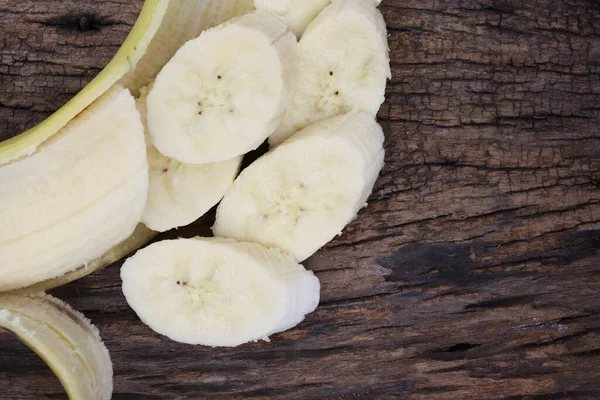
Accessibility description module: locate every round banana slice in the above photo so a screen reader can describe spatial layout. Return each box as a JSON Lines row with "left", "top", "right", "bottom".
{"left": 0, "top": 293, "right": 112, "bottom": 400}
{"left": 121, "top": 237, "right": 320, "bottom": 347}
{"left": 137, "top": 89, "right": 243, "bottom": 232}
{"left": 147, "top": 10, "right": 298, "bottom": 164}
{"left": 214, "top": 112, "right": 385, "bottom": 262}
{"left": 269, "top": 0, "right": 390, "bottom": 146}
{"left": 254, "top": 0, "right": 330, "bottom": 38}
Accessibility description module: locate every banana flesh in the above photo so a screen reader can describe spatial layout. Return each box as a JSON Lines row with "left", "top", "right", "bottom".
{"left": 214, "top": 112, "right": 385, "bottom": 262}
{"left": 147, "top": 9, "right": 297, "bottom": 164}
{"left": 0, "top": 1, "right": 261, "bottom": 397}
{"left": 0, "top": 86, "right": 149, "bottom": 292}
{"left": 254, "top": 0, "right": 331, "bottom": 38}
{"left": 121, "top": 237, "right": 320, "bottom": 347}
{"left": 0, "top": 1, "right": 393, "bottom": 396}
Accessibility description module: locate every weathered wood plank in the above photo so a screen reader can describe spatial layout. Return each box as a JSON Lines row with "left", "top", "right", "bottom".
{"left": 1, "top": 0, "right": 600, "bottom": 399}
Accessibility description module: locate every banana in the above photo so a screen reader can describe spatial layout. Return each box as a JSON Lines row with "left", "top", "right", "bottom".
{"left": 0, "top": 87, "right": 148, "bottom": 292}
{"left": 268, "top": 0, "right": 390, "bottom": 146}
{"left": 254, "top": 0, "right": 331, "bottom": 38}
{"left": 0, "top": 293, "right": 112, "bottom": 400}
{"left": 137, "top": 88, "right": 243, "bottom": 232}
{"left": 0, "top": 0, "right": 255, "bottom": 292}
{"left": 121, "top": 237, "right": 320, "bottom": 347}
{"left": 146, "top": 10, "right": 298, "bottom": 164}
{"left": 214, "top": 112, "right": 385, "bottom": 262}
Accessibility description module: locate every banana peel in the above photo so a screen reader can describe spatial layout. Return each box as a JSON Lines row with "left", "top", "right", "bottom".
{"left": 0, "top": 293, "right": 113, "bottom": 400}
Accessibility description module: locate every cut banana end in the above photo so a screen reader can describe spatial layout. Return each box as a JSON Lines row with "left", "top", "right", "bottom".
{"left": 0, "top": 293, "right": 112, "bottom": 400}
{"left": 147, "top": 10, "right": 298, "bottom": 164}
{"left": 214, "top": 112, "right": 385, "bottom": 262}
{"left": 269, "top": 0, "right": 390, "bottom": 146}
{"left": 137, "top": 89, "right": 243, "bottom": 232}
{"left": 0, "top": 86, "right": 148, "bottom": 292}
{"left": 121, "top": 237, "right": 320, "bottom": 347}
{"left": 254, "top": 0, "right": 330, "bottom": 38}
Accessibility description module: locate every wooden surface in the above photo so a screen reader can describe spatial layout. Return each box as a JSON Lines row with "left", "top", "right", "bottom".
{"left": 1, "top": 0, "right": 600, "bottom": 398}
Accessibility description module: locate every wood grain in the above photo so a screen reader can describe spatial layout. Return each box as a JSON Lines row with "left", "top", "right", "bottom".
{"left": 1, "top": 0, "right": 600, "bottom": 399}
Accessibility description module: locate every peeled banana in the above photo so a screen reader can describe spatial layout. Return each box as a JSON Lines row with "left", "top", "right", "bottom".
{"left": 0, "top": 86, "right": 148, "bottom": 292}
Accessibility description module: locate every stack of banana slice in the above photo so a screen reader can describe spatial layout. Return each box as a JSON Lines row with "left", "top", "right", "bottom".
{"left": 0, "top": 0, "right": 389, "bottom": 398}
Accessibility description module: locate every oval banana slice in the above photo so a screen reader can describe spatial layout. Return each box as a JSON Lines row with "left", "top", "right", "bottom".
{"left": 214, "top": 112, "right": 385, "bottom": 262}
{"left": 121, "top": 237, "right": 320, "bottom": 347}
{"left": 0, "top": 293, "right": 113, "bottom": 400}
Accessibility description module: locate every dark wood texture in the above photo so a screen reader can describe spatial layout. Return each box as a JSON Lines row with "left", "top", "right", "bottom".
{"left": 1, "top": 0, "right": 600, "bottom": 398}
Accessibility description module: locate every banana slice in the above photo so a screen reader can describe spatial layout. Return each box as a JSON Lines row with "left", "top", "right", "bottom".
{"left": 0, "top": 87, "right": 148, "bottom": 292}
{"left": 214, "top": 112, "right": 384, "bottom": 261}
{"left": 268, "top": 0, "right": 390, "bottom": 146}
{"left": 254, "top": 0, "right": 330, "bottom": 38}
{"left": 137, "top": 88, "right": 243, "bottom": 232}
{"left": 147, "top": 10, "right": 298, "bottom": 164}
{"left": 121, "top": 237, "right": 320, "bottom": 347}
{"left": 0, "top": 293, "right": 112, "bottom": 400}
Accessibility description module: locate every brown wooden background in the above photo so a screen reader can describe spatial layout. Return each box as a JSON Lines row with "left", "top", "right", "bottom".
{"left": 1, "top": 0, "right": 600, "bottom": 398}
